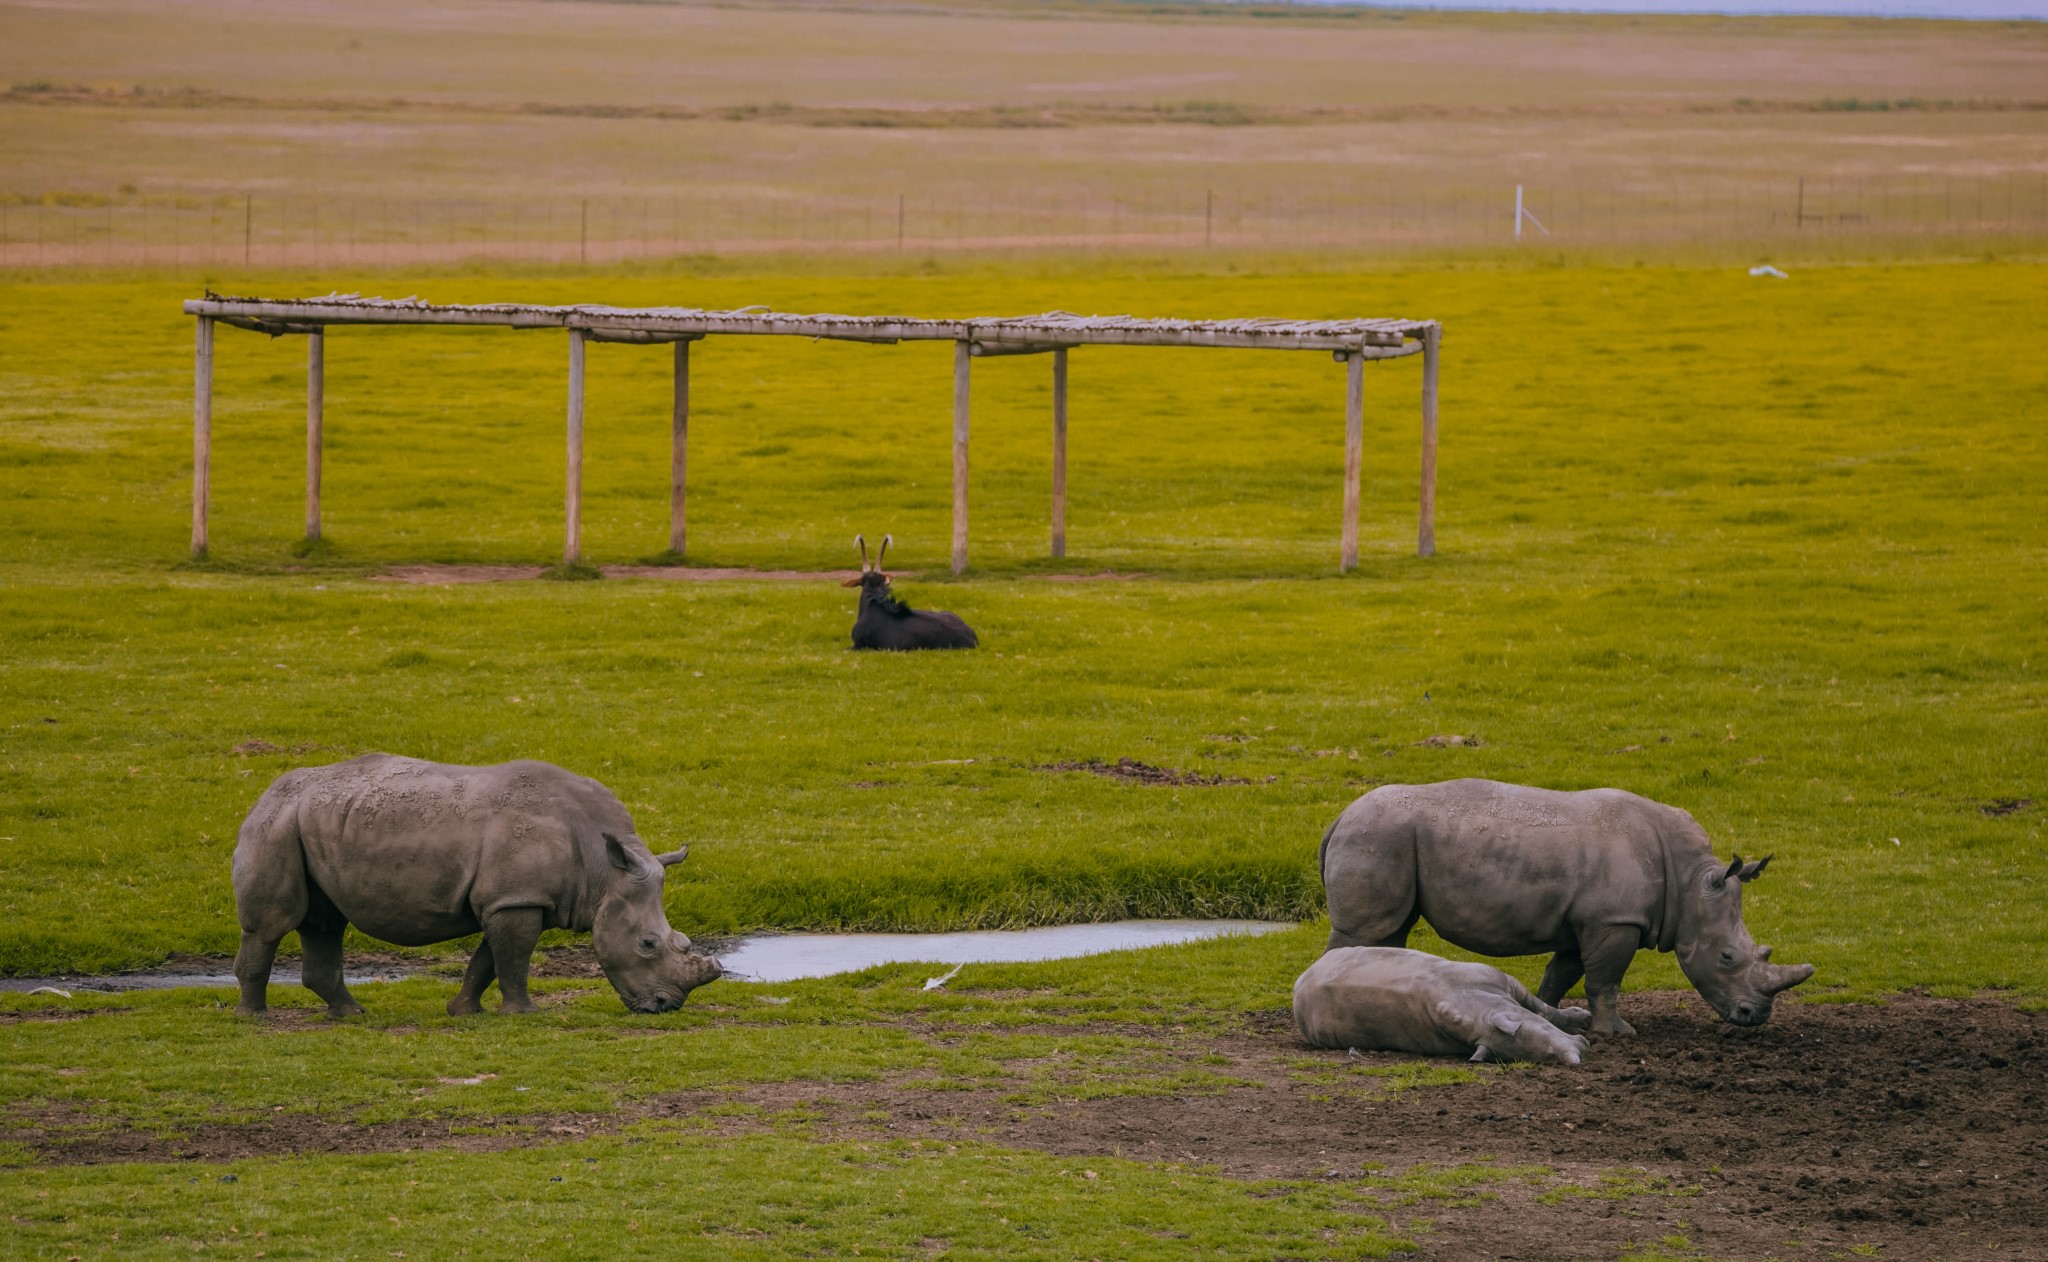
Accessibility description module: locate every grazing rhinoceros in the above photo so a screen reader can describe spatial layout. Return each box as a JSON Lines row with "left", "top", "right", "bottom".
{"left": 1294, "top": 946, "right": 1592, "bottom": 1066}
{"left": 232, "top": 754, "right": 721, "bottom": 1018}
{"left": 1320, "top": 779, "right": 1814, "bottom": 1036}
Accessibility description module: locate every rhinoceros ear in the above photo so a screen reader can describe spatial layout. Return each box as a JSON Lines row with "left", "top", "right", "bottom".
{"left": 651, "top": 846, "right": 689, "bottom": 867}
{"left": 603, "top": 832, "right": 637, "bottom": 871}
{"left": 1737, "top": 854, "right": 1772, "bottom": 883}
{"left": 1487, "top": 1011, "right": 1523, "bottom": 1037}
{"left": 1711, "top": 855, "right": 1743, "bottom": 889}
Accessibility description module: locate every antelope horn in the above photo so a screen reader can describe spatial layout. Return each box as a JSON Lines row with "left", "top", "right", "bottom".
{"left": 855, "top": 534, "right": 870, "bottom": 571}
{"left": 877, "top": 534, "right": 892, "bottom": 569}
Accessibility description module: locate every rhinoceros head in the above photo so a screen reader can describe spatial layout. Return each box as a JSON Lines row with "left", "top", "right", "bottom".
{"left": 592, "top": 833, "right": 722, "bottom": 1014}
{"left": 1676, "top": 854, "right": 1815, "bottom": 1027}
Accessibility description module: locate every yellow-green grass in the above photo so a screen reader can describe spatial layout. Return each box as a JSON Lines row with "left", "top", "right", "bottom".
{"left": 0, "top": 256, "right": 2041, "bottom": 1000}
{"left": 2, "top": 1128, "right": 1417, "bottom": 1261}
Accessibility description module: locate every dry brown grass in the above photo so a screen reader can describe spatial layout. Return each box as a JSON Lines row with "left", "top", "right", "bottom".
{"left": 3, "top": 0, "right": 2046, "bottom": 256}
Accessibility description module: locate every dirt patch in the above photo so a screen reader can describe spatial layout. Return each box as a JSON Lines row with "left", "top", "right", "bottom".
{"left": 19, "top": 994, "right": 2044, "bottom": 1259}
{"left": 369, "top": 565, "right": 867, "bottom": 585}
{"left": 1981, "top": 798, "right": 2034, "bottom": 817}
{"left": 228, "top": 740, "right": 329, "bottom": 757}
{"left": 0, "top": 1007, "right": 128, "bottom": 1025}
{"left": 1038, "top": 758, "right": 1252, "bottom": 787}
{"left": 1416, "top": 734, "right": 1484, "bottom": 748}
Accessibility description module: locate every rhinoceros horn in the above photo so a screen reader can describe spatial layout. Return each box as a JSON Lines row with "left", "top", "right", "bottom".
{"left": 1762, "top": 957, "right": 1816, "bottom": 994}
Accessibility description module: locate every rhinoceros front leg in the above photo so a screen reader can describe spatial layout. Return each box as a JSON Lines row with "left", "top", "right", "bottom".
{"left": 1578, "top": 925, "right": 1642, "bottom": 1038}
{"left": 482, "top": 907, "right": 544, "bottom": 1014}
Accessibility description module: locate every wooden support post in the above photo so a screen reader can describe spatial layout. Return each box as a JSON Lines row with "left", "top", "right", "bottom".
{"left": 952, "top": 339, "right": 970, "bottom": 574}
{"left": 1418, "top": 326, "right": 1440, "bottom": 559}
{"left": 305, "top": 330, "right": 323, "bottom": 541}
{"left": 191, "top": 317, "right": 213, "bottom": 556}
{"left": 1051, "top": 347, "right": 1068, "bottom": 559}
{"left": 565, "top": 329, "right": 585, "bottom": 565}
{"left": 1341, "top": 350, "right": 1364, "bottom": 572}
{"left": 670, "top": 339, "right": 689, "bottom": 556}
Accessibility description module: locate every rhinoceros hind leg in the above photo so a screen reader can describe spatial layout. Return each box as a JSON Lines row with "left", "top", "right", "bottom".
{"left": 1537, "top": 948, "right": 1585, "bottom": 1006}
{"left": 233, "top": 931, "right": 281, "bottom": 1017}
{"left": 299, "top": 923, "right": 364, "bottom": 1020}
{"left": 447, "top": 940, "right": 497, "bottom": 1016}
{"left": 1578, "top": 926, "right": 1641, "bottom": 1037}
{"left": 482, "top": 907, "right": 544, "bottom": 1014}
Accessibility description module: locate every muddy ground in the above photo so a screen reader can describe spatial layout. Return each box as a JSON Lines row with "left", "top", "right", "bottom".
{"left": 16, "top": 993, "right": 2045, "bottom": 1260}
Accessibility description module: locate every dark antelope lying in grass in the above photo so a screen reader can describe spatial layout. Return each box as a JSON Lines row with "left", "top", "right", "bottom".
{"left": 844, "top": 534, "right": 978, "bottom": 651}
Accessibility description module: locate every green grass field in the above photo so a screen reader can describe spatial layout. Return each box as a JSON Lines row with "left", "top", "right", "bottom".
{"left": 2, "top": 252, "right": 2043, "bottom": 1260}
{"left": 1, "top": 256, "right": 2042, "bottom": 987}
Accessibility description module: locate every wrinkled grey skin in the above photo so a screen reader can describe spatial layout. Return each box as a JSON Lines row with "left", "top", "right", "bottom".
{"left": 232, "top": 754, "right": 720, "bottom": 1018}
{"left": 1295, "top": 947, "right": 1593, "bottom": 1066}
{"left": 1321, "top": 780, "right": 1814, "bottom": 1037}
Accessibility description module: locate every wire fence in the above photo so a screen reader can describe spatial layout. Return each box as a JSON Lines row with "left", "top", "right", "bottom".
{"left": 4, "top": 174, "right": 2045, "bottom": 267}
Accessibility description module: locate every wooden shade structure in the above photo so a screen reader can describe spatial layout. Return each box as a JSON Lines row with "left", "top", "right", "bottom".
{"left": 182, "top": 294, "right": 1442, "bottom": 571}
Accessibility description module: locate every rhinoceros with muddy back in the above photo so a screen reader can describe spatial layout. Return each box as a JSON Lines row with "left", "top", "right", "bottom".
{"left": 232, "top": 754, "right": 720, "bottom": 1018}
{"left": 1320, "top": 779, "right": 1814, "bottom": 1036}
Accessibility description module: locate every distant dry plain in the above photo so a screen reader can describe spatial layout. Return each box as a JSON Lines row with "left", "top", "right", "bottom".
{"left": 4, "top": 0, "right": 2047, "bottom": 229}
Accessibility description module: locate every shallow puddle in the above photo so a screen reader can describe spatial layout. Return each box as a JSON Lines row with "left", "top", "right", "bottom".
{"left": 0, "top": 966, "right": 416, "bottom": 995}
{"left": 0, "top": 919, "right": 1295, "bottom": 993}
{"left": 716, "top": 918, "right": 1294, "bottom": 983}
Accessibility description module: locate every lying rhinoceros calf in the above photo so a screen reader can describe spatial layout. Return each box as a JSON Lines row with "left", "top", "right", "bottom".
{"left": 1295, "top": 947, "right": 1591, "bottom": 1065}
{"left": 1320, "top": 779, "right": 1814, "bottom": 1037}
{"left": 232, "top": 754, "right": 721, "bottom": 1018}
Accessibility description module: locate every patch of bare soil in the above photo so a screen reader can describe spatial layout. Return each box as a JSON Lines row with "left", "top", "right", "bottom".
{"left": 1038, "top": 757, "right": 1254, "bottom": 787}
{"left": 19, "top": 994, "right": 2043, "bottom": 1260}
{"left": 369, "top": 565, "right": 866, "bottom": 585}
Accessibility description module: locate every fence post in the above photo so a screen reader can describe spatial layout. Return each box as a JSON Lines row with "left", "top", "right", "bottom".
{"left": 1341, "top": 350, "right": 1363, "bottom": 572}
{"left": 306, "top": 330, "right": 324, "bottom": 541}
{"left": 670, "top": 340, "right": 689, "bottom": 557}
{"left": 1051, "top": 347, "right": 1068, "bottom": 558}
{"left": 192, "top": 318, "right": 214, "bottom": 556}
{"left": 565, "top": 330, "right": 586, "bottom": 565}
{"left": 1418, "top": 326, "right": 1440, "bottom": 559}
{"left": 952, "top": 340, "right": 971, "bottom": 574}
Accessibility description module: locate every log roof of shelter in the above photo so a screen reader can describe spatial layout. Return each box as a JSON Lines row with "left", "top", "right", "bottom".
{"left": 184, "top": 293, "right": 1436, "bottom": 354}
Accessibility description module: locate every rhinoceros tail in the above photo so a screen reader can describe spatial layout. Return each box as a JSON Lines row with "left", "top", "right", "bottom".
{"left": 1316, "top": 815, "right": 1340, "bottom": 892}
